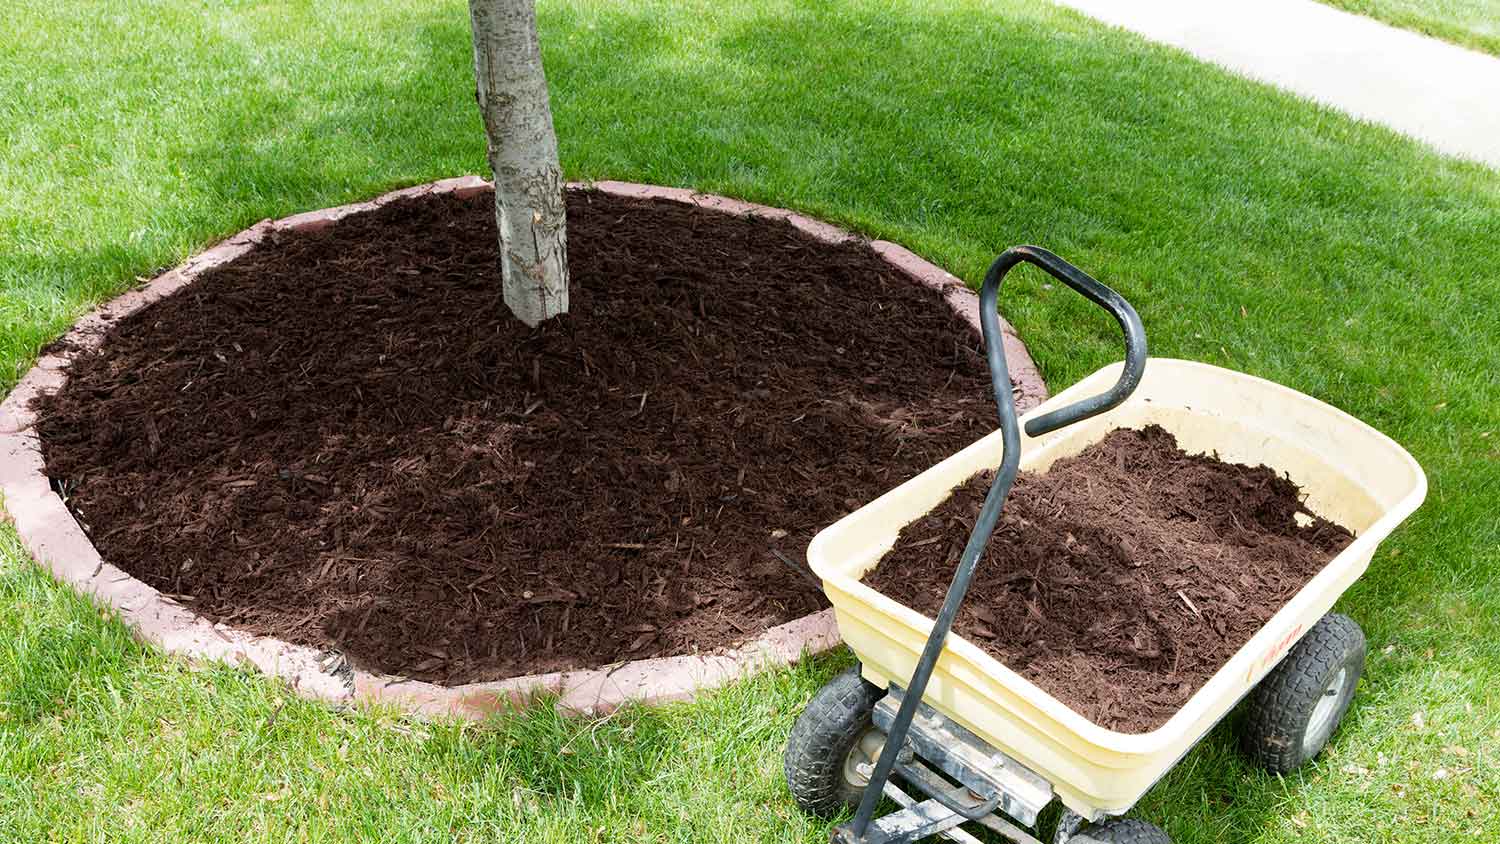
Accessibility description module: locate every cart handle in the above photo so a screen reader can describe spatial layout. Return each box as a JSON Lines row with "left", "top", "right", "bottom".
{"left": 846, "top": 246, "right": 1146, "bottom": 841}
{"left": 989, "top": 246, "right": 1148, "bottom": 437}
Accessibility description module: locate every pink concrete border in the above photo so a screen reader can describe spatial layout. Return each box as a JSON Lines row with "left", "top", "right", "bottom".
{"left": 0, "top": 177, "right": 1047, "bottom": 720}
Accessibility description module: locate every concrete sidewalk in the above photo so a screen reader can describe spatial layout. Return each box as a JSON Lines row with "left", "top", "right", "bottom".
{"left": 1055, "top": 0, "right": 1500, "bottom": 168}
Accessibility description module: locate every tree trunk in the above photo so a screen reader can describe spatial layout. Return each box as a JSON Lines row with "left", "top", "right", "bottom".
{"left": 468, "top": 0, "right": 568, "bottom": 327}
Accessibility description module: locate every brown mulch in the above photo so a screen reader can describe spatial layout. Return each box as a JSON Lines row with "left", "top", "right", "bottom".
{"left": 862, "top": 425, "right": 1354, "bottom": 733}
{"left": 34, "top": 187, "right": 1006, "bottom": 684}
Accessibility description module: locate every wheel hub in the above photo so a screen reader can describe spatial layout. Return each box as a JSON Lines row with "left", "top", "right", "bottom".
{"left": 1304, "top": 666, "right": 1347, "bottom": 754}
{"left": 842, "top": 727, "right": 887, "bottom": 789}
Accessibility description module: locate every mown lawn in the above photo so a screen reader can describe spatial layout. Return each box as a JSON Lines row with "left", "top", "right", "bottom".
{"left": 2, "top": 0, "right": 1498, "bottom": 841}
{"left": 1321, "top": 0, "right": 1500, "bottom": 55}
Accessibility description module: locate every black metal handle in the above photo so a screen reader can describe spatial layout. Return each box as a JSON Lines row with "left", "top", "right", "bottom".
{"left": 990, "top": 246, "right": 1148, "bottom": 437}
{"left": 846, "top": 246, "right": 1146, "bottom": 841}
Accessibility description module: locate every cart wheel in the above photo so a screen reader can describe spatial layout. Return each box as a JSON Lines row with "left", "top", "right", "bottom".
{"left": 1240, "top": 613, "right": 1365, "bottom": 774}
{"left": 783, "top": 666, "right": 886, "bottom": 819}
{"left": 1064, "top": 817, "right": 1171, "bottom": 844}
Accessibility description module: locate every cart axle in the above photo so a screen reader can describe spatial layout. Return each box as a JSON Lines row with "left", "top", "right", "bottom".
{"left": 872, "top": 685, "right": 1053, "bottom": 826}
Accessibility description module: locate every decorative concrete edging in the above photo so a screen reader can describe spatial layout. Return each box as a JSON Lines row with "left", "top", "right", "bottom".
{"left": 0, "top": 176, "right": 1048, "bottom": 720}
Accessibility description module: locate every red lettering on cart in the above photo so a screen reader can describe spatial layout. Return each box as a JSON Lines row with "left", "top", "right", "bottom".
{"left": 1247, "top": 623, "right": 1305, "bottom": 684}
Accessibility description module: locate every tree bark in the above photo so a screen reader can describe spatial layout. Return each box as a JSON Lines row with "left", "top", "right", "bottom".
{"left": 468, "top": 0, "right": 568, "bottom": 327}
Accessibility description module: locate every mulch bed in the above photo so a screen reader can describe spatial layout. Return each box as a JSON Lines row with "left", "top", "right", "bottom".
{"left": 34, "top": 187, "right": 1005, "bottom": 684}
{"left": 862, "top": 425, "right": 1355, "bottom": 733}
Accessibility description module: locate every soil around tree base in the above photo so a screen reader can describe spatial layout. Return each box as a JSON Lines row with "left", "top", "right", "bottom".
{"left": 35, "top": 186, "right": 1011, "bottom": 685}
{"left": 863, "top": 425, "right": 1354, "bottom": 733}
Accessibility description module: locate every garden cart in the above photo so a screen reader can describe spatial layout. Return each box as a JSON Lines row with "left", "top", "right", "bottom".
{"left": 783, "top": 247, "right": 1427, "bottom": 843}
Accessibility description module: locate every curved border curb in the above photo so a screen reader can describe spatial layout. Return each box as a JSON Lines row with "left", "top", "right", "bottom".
{"left": 0, "top": 177, "right": 1047, "bottom": 719}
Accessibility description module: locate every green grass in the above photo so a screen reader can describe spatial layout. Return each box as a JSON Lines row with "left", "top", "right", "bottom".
{"left": 2, "top": 0, "right": 1498, "bottom": 840}
{"left": 1320, "top": 0, "right": 1500, "bottom": 55}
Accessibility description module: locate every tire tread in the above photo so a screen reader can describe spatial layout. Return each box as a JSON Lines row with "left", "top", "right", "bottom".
{"left": 784, "top": 666, "right": 883, "bottom": 818}
{"left": 1069, "top": 816, "right": 1172, "bottom": 843}
{"left": 1240, "top": 612, "right": 1365, "bottom": 774}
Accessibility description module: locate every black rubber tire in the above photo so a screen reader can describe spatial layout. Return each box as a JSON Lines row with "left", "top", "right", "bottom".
{"left": 783, "top": 666, "right": 884, "bottom": 819}
{"left": 1067, "top": 817, "right": 1172, "bottom": 844}
{"left": 1239, "top": 612, "right": 1366, "bottom": 774}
